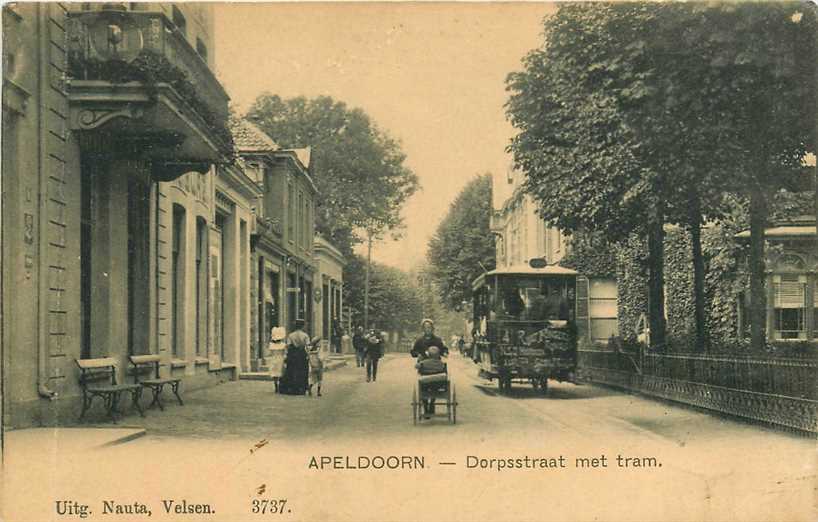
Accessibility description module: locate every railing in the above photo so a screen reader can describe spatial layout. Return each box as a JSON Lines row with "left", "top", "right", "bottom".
{"left": 66, "top": 10, "right": 229, "bottom": 122}
{"left": 578, "top": 348, "right": 818, "bottom": 433}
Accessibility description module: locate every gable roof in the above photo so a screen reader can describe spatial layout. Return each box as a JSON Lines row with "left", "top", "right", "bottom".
{"left": 229, "top": 117, "right": 279, "bottom": 153}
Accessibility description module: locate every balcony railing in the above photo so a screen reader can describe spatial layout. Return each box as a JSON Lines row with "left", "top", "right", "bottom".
{"left": 66, "top": 9, "right": 230, "bottom": 148}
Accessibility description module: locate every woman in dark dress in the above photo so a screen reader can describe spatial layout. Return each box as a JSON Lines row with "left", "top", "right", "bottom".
{"left": 279, "top": 320, "right": 310, "bottom": 395}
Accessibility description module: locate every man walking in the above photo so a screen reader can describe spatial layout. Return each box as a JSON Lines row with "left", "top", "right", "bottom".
{"left": 352, "top": 326, "right": 367, "bottom": 368}
{"left": 364, "top": 328, "right": 384, "bottom": 382}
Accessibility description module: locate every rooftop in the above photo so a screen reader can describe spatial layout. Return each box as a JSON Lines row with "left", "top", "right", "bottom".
{"left": 229, "top": 117, "right": 279, "bottom": 153}
{"left": 735, "top": 215, "right": 816, "bottom": 239}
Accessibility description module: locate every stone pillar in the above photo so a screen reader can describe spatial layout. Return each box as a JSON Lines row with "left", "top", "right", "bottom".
{"left": 239, "top": 217, "right": 250, "bottom": 371}
{"left": 222, "top": 210, "right": 240, "bottom": 365}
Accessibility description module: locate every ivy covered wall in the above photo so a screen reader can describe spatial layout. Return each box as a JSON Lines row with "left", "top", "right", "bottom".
{"left": 563, "top": 191, "right": 813, "bottom": 351}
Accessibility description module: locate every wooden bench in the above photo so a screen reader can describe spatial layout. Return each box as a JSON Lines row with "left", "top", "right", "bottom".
{"left": 76, "top": 357, "right": 144, "bottom": 422}
{"left": 129, "top": 355, "right": 183, "bottom": 411}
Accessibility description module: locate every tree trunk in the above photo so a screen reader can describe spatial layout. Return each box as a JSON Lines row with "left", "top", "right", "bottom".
{"left": 647, "top": 202, "right": 667, "bottom": 348}
{"left": 364, "top": 232, "right": 372, "bottom": 330}
{"left": 689, "top": 195, "right": 708, "bottom": 352}
{"left": 748, "top": 188, "right": 768, "bottom": 351}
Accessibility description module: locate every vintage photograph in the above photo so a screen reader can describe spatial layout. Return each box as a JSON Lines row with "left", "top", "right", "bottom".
{"left": 1, "top": 2, "right": 816, "bottom": 521}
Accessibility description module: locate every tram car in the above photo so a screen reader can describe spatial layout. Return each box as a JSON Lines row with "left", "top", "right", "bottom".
{"left": 471, "top": 263, "right": 578, "bottom": 392}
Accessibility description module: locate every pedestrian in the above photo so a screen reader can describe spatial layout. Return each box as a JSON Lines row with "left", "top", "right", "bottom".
{"left": 331, "top": 320, "right": 343, "bottom": 354}
{"left": 364, "top": 327, "right": 384, "bottom": 382}
{"left": 279, "top": 319, "right": 310, "bottom": 395}
{"left": 411, "top": 319, "right": 448, "bottom": 360}
{"left": 352, "top": 326, "right": 366, "bottom": 368}
{"left": 307, "top": 336, "right": 324, "bottom": 397}
{"left": 267, "top": 326, "right": 287, "bottom": 393}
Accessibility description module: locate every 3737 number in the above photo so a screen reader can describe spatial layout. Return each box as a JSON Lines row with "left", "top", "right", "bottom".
{"left": 251, "top": 499, "right": 289, "bottom": 515}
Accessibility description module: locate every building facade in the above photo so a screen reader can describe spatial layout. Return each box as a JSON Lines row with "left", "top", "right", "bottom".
{"left": 314, "top": 235, "right": 347, "bottom": 353}
{"left": 231, "top": 119, "right": 322, "bottom": 371}
{"left": 735, "top": 215, "right": 818, "bottom": 342}
{"left": 491, "top": 168, "right": 619, "bottom": 346}
{"left": 2, "top": 2, "right": 235, "bottom": 428}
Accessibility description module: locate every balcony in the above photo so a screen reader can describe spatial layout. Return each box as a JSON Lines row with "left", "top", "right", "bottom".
{"left": 66, "top": 9, "right": 231, "bottom": 177}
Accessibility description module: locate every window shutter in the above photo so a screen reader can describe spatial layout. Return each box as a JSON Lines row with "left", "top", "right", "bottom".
{"left": 774, "top": 275, "right": 806, "bottom": 309}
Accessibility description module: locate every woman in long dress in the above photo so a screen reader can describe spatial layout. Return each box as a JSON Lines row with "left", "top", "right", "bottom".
{"left": 279, "top": 319, "right": 310, "bottom": 395}
{"left": 267, "top": 327, "right": 287, "bottom": 393}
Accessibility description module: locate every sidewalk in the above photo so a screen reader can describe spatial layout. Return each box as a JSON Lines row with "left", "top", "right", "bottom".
{"left": 239, "top": 353, "right": 352, "bottom": 380}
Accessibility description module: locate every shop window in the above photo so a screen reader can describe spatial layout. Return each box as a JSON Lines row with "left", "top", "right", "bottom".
{"left": 773, "top": 274, "right": 807, "bottom": 339}
{"left": 322, "top": 284, "right": 330, "bottom": 339}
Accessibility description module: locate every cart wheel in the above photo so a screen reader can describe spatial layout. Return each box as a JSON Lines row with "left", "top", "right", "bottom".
{"left": 447, "top": 383, "right": 453, "bottom": 422}
{"left": 451, "top": 385, "right": 457, "bottom": 425}
{"left": 412, "top": 387, "right": 418, "bottom": 425}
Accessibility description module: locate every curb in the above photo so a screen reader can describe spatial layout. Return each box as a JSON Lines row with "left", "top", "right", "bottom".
{"left": 98, "top": 428, "right": 148, "bottom": 448}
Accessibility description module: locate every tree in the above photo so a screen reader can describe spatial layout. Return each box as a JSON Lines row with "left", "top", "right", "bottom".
{"left": 506, "top": 4, "right": 669, "bottom": 346}
{"left": 343, "top": 255, "right": 423, "bottom": 335}
{"left": 426, "top": 174, "right": 496, "bottom": 311}
{"left": 507, "top": 3, "right": 816, "bottom": 350}
{"left": 246, "top": 95, "right": 419, "bottom": 256}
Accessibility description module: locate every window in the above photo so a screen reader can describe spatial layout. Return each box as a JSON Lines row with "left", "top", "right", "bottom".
{"left": 195, "top": 218, "right": 207, "bottom": 356}
{"left": 773, "top": 274, "right": 807, "bottom": 339}
{"left": 305, "top": 200, "right": 311, "bottom": 249}
{"left": 172, "top": 205, "right": 186, "bottom": 357}
{"left": 496, "top": 276, "right": 571, "bottom": 322}
{"left": 195, "top": 37, "right": 208, "bottom": 61}
{"left": 589, "top": 279, "right": 618, "bottom": 343}
{"left": 297, "top": 191, "right": 304, "bottom": 248}
{"left": 171, "top": 5, "right": 186, "bottom": 36}
{"left": 287, "top": 182, "right": 294, "bottom": 242}
{"left": 80, "top": 165, "right": 94, "bottom": 359}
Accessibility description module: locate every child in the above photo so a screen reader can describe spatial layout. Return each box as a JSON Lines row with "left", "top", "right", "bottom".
{"left": 416, "top": 346, "right": 446, "bottom": 418}
{"left": 416, "top": 346, "right": 446, "bottom": 375}
{"left": 308, "top": 336, "right": 324, "bottom": 397}
{"left": 267, "top": 327, "right": 287, "bottom": 393}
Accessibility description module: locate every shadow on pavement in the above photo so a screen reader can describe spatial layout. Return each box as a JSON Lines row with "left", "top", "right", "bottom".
{"left": 472, "top": 382, "right": 619, "bottom": 401}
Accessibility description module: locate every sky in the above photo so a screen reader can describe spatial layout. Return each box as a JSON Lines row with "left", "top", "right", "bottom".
{"left": 214, "top": 2, "right": 556, "bottom": 270}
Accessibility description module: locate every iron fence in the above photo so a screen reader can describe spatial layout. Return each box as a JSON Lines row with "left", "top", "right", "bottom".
{"left": 578, "top": 348, "right": 818, "bottom": 433}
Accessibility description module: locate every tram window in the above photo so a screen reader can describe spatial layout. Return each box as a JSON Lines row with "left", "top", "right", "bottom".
{"left": 496, "top": 277, "right": 569, "bottom": 321}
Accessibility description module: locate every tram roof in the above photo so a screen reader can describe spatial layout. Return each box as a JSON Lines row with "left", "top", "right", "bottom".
{"left": 472, "top": 264, "right": 578, "bottom": 289}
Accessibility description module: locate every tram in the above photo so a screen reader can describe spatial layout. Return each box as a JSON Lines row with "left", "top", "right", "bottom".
{"left": 471, "top": 261, "right": 578, "bottom": 392}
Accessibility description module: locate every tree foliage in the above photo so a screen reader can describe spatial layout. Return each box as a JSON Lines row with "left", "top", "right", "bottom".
{"left": 246, "top": 95, "right": 420, "bottom": 255}
{"left": 506, "top": 2, "right": 816, "bottom": 349}
{"left": 343, "top": 254, "right": 423, "bottom": 334}
{"left": 427, "top": 174, "right": 496, "bottom": 311}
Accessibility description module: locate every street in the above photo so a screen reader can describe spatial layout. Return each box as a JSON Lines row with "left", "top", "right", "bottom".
{"left": 3, "top": 353, "right": 815, "bottom": 522}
